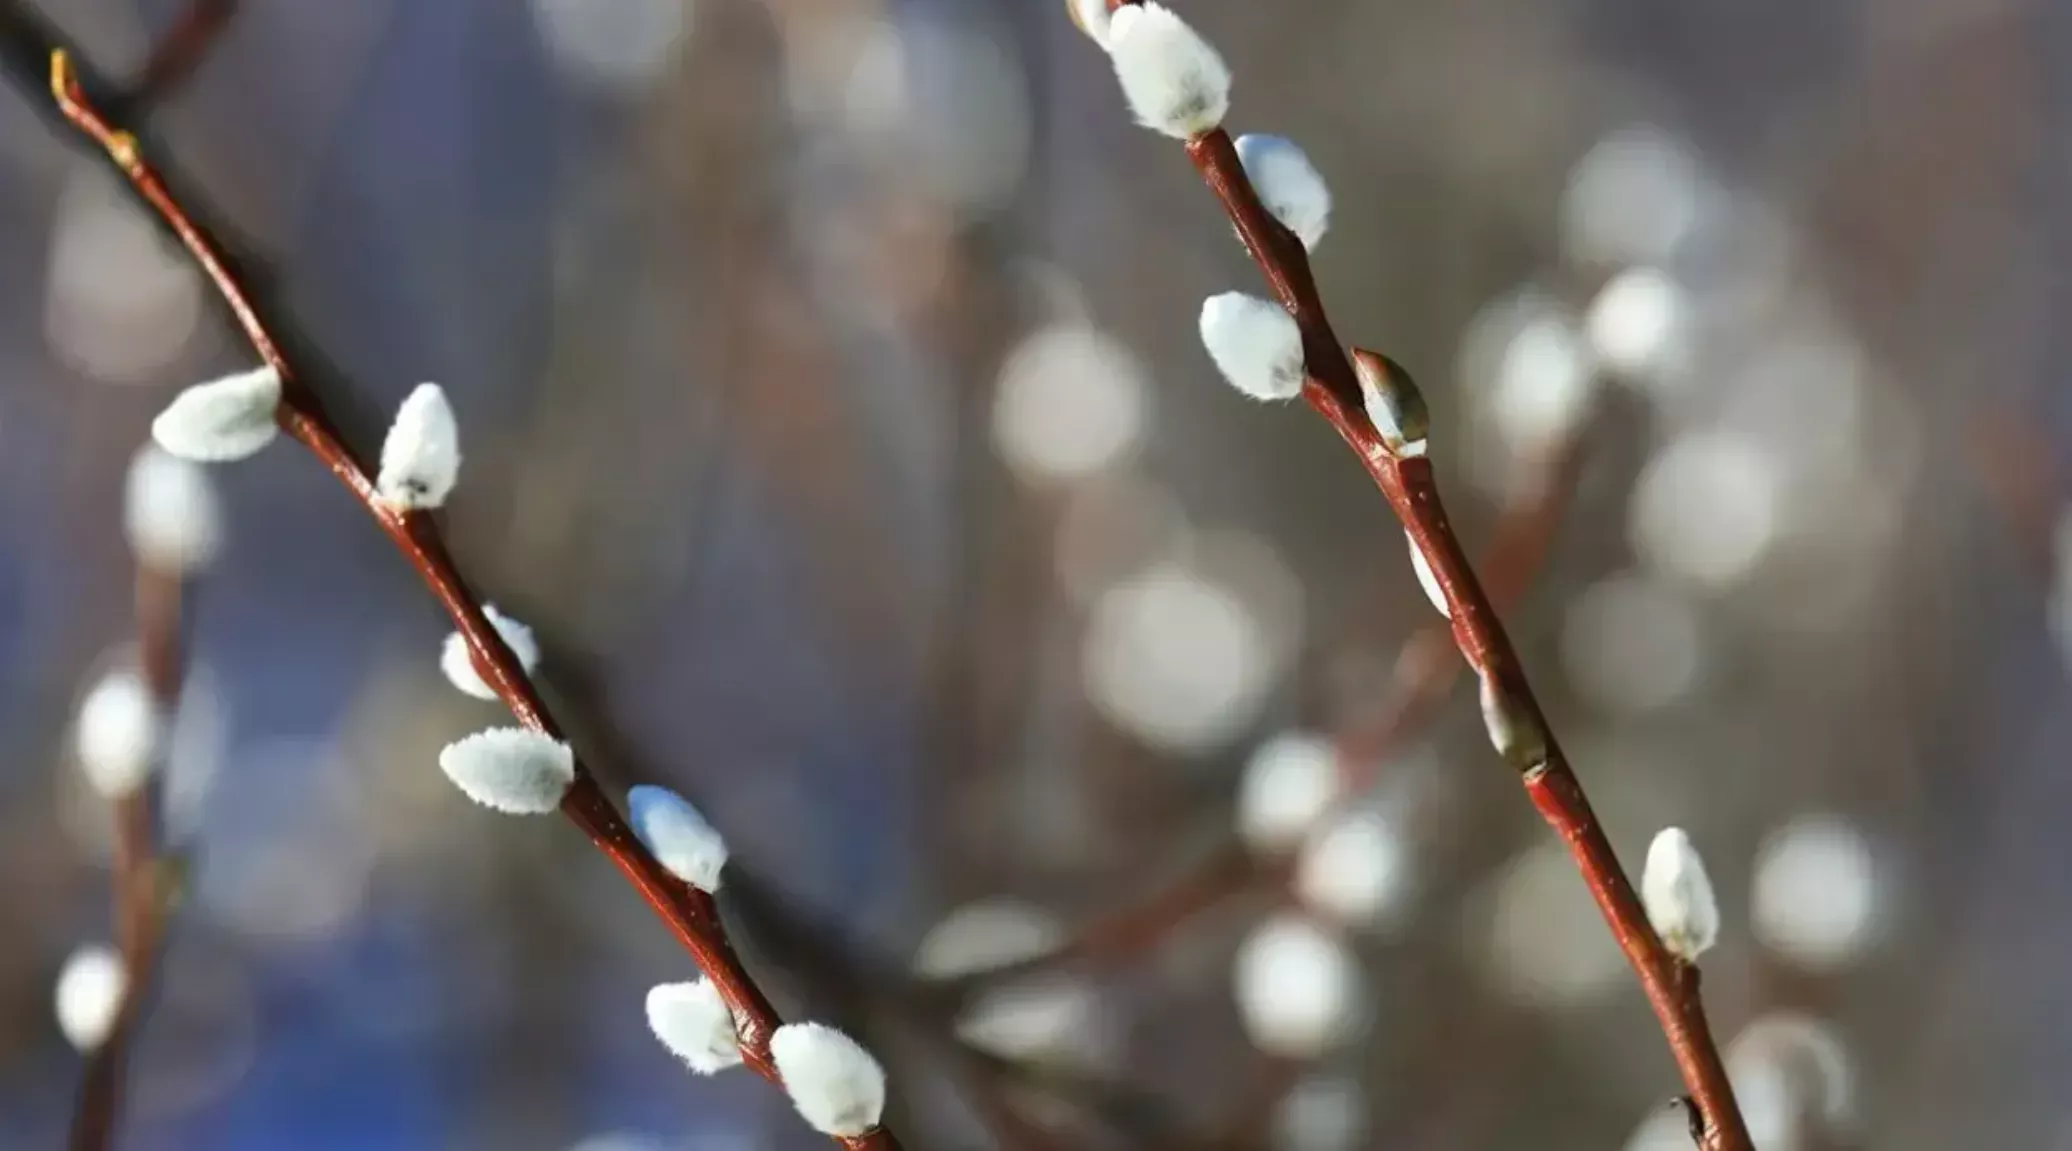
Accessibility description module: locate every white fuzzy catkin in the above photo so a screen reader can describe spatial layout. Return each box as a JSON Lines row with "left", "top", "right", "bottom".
{"left": 1295, "top": 810, "right": 1408, "bottom": 927}
{"left": 1642, "top": 827, "right": 1719, "bottom": 962}
{"left": 1750, "top": 815, "right": 1881, "bottom": 970}
{"left": 563, "top": 1136, "right": 665, "bottom": 1151}
{"left": 1232, "top": 914, "right": 1360, "bottom": 1058}
{"left": 151, "top": 365, "right": 282, "bottom": 462}
{"left": 1406, "top": 534, "right": 1448, "bottom": 619}
{"left": 437, "top": 728, "right": 575, "bottom": 814}
{"left": 377, "top": 383, "right": 461, "bottom": 511}
{"left": 124, "top": 446, "right": 222, "bottom": 574}
{"left": 645, "top": 980, "right": 742, "bottom": 1074}
{"left": 770, "top": 1022, "right": 888, "bottom": 1138}
{"left": 1236, "top": 731, "right": 1341, "bottom": 854}
{"left": 439, "top": 605, "right": 541, "bottom": 701}
{"left": 912, "top": 899, "right": 1063, "bottom": 979}
{"left": 626, "top": 785, "right": 728, "bottom": 892}
{"left": 1727, "top": 1011, "right": 1858, "bottom": 1131}
{"left": 953, "top": 975, "right": 1097, "bottom": 1063}
{"left": 54, "top": 944, "right": 126, "bottom": 1051}
{"left": 1067, "top": 0, "right": 1114, "bottom": 45}
{"left": 1200, "top": 293, "right": 1305, "bottom": 401}
{"left": 1235, "top": 134, "right": 1332, "bottom": 250}
{"left": 75, "top": 670, "right": 164, "bottom": 798}
{"left": 1105, "top": 3, "right": 1230, "bottom": 139}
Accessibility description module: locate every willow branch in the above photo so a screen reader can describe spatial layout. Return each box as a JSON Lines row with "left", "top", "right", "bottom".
{"left": 45, "top": 50, "right": 899, "bottom": 1151}
{"left": 943, "top": 434, "right": 1580, "bottom": 998}
{"left": 1081, "top": 4, "right": 1750, "bottom": 1144}
{"left": 120, "top": 0, "right": 236, "bottom": 116}
{"left": 68, "top": 564, "right": 186, "bottom": 1151}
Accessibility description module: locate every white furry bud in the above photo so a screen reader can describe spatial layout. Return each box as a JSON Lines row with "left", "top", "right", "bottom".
{"left": 1295, "top": 810, "right": 1409, "bottom": 927}
{"left": 1406, "top": 534, "right": 1448, "bottom": 618}
{"left": 1236, "top": 732, "right": 1341, "bottom": 854}
{"left": 151, "top": 366, "right": 281, "bottom": 462}
{"left": 377, "top": 383, "right": 461, "bottom": 511}
{"left": 437, "top": 728, "right": 575, "bottom": 814}
{"left": 1105, "top": 3, "right": 1230, "bottom": 139}
{"left": 439, "top": 606, "right": 540, "bottom": 700}
{"left": 771, "top": 1022, "right": 888, "bottom": 1137}
{"left": 953, "top": 975, "right": 1097, "bottom": 1063}
{"left": 1200, "top": 293, "right": 1305, "bottom": 401}
{"left": 75, "top": 670, "right": 164, "bottom": 798}
{"left": 913, "top": 900, "right": 1064, "bottom": 979}
{"left": 1642, "top": 827, "right": 1719, "bottom": 962}
{"left": 645, "top": 980, "right": 742, "bottom": 1074}
{"left": 626, "top": 785, "right": 728, "bottom": 892}
{"left": 1235, "top": 134, "right": 1332, "bottom": 250}
{"left": 54, "top": 944, "right": 125, "bottom": 1051}
{"left": 1232, "top": 914, "right": 1360, "bottom": 1057}
{"left": 1750, "top": 814, "right": 1882, "bottom": 970}
{"left": 124, "top": 446, "right": 221, "bottom": 574}
{"left": 1067, "top": 0, "right": 1113, "bottom": 45}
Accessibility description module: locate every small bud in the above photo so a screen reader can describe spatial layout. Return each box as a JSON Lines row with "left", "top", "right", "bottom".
{"left": 54, "top": 944, "right": 125, "bottom": 1051}
{"left": 913, "top": 899, "right": 1064, "bottom": 980}
{"left": 124, "top": 446, "right": 222, "bottom": 574}
{"left": 1295, "top": 810, "right": 1409, "bottom": 927}
{"left": 770, "top": 1022, "right": 888, "bottom": 1137}
{"left": 1750, "top": 814, "right": 1882, "bottom": 970}
{"left": 439, "top": 605, "right": 541, "bottom": 701}
{"left": 1351, "top": 348, "right": 1429, "bottom": 458}
{"left": 953, "top": 975, "right": 1096, "bottom": 1063}
{"left": 626, "top": 785, "right": 728, "bottom": 892}
{"left": 1477, "top": 668, "right": 1546, "bottom": 770}
{"left": 564, "top": 1136, "right": 665, "bottom": 1151}
{"left": 1726, "top": 1012, "right": 1857, "bottom": 1131}
{"left": 75, "top": 669, "right": 163, "bottom": 798}
{"left": 1066, "top": 0, "right": 1114, "bottom": 46}
{"left": 1235, "top": 134, "right": 1332, "bottom": 250}
{"left": 1236, "top": 731, "right": 1340, "bottom": 854}
{"left": 1232, "top": 913, "right": 1361, "bottom": 1057}
{"left": 645, "top": 980, "right": 742, "bottom": 1074}
{"left": 1406, "top": 534, "right": 1448, "bottom": 619}
{"left": 1585, "top": 267, "right": 1686, "bottom": 378}
{"left": 377, "top": 383, "right": 461, "bottom": 511}
{"left": 150, "top": 366, "right": 282, "bottom": 462}
{"left": 1105, "top": 2, "right": 1230, "bottom": 140}
{"left": 437, "top": 728, "right": 575, "bottom": 814}
{"left": 1643, "top": 827, "right": 1720, "bottom": 962}
{"left": 1200, "top": 293, "right": 1305, "bottom": 402}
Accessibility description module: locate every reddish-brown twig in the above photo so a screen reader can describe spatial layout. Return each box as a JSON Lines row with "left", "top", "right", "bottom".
{"left": 941, "top": 432, "right": 1581, "bottom": 999}
{"left": 69, "top": 565, "right": 186, "bottom": 1151}
{"left": 47, "top": 50, "right": 899, "bottom": 1151}
{"left": 1085, "top": 6, "right": 1750, "bottom": 1148}
{"left": 1971, "top": 408, "right": 2061, "bottom": 583}
{"left": 119, "top": 0, "right": 236, "bottom": 116}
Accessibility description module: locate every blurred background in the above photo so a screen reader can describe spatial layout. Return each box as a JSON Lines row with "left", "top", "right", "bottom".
{"left": 1, "top": 0, "right": 2066, "bottom": 1147}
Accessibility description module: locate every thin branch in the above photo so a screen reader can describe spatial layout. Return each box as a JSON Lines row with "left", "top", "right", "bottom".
{"left": 1084, "top": 5, "right": 1752, "bottom": 1146}
{"left": 70, "top": 556, "right": 189, "bottom": 1151}
{"left": 1971, "top": 408, "right": 2060, "bottom": 583}
{"left": 44, "top": 49, "right": 900, "bottom": 1151}
{"left": 1335, "top": 436, "right": 1583, "bottom": 776}
{"left": 718, "top": 863, "right": 1185, "bottom": 1146}
{"left": 119, "top": 0, "right": 237, "bottom": 117}
{"left": 943, "top": 434, "right": 1580, "bottom": 998}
